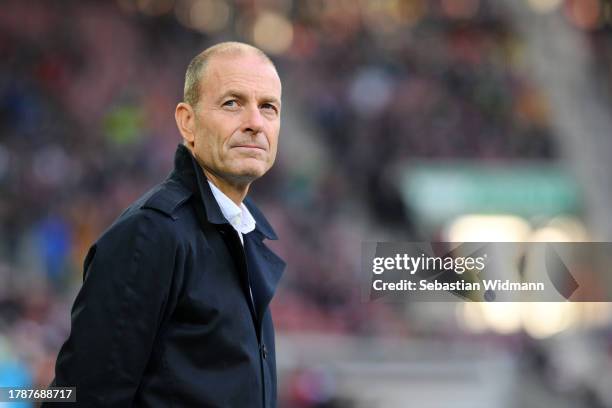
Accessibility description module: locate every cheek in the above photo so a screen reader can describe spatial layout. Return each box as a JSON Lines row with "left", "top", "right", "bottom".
{"left": 199, "top": 125, "right": 233, "bottom": 157}
{"left": 268, "top": 132, "right": 280, "bottom": 154}
{"left": 265, "top": 121, "right": 280, "bottom": 143}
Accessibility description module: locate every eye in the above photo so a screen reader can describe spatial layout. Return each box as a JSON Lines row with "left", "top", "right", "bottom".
{"left": 222, "top": 100, "right": 238, "bottom": 108}
{"left": 261, "top": 103, "right": 278, "bottom": 113}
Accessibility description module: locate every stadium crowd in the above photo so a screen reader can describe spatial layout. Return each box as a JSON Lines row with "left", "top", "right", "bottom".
{"left": 1, "top": 0, "right": 607, "bottom": 406}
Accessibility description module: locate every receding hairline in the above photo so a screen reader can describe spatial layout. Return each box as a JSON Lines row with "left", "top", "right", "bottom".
{"left": 183, "top": 42, "right": 277, "bottom": 107}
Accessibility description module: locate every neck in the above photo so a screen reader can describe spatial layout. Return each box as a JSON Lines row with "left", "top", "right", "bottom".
{"left": 203, "top": 169, "right": 250, "bottom": 206}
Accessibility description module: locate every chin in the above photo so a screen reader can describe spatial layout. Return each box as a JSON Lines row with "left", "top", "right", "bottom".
{"left": 229, "top": 165, "right": 268, "bottom": 183}
{"left": 239, "top": 160, "right": 271, "bottom": 177}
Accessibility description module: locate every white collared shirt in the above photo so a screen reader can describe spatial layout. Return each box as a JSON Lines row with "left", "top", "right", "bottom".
{"left": 208, "top": 180, "right": 257, "bottom": 309}
{"left": 207, "top": 181, "right": 256, "bottom": 245}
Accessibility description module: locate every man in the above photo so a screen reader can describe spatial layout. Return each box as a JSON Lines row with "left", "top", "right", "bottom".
{"left": 45, "top": 42, "right": 286, "bottom": 407}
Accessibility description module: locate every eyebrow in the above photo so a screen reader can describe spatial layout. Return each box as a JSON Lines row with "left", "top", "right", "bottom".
{"left": 218, "top": 90, "right": 281, "bottom": 107}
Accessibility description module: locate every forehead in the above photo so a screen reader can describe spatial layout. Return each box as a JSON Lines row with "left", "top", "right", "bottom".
{"left": 201, "top": 53, "right": 281, "bottom": 99}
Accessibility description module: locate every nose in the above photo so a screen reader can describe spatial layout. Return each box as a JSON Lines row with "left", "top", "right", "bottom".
{"left": 242, "top": 105, "right": 264, "bottom": 135}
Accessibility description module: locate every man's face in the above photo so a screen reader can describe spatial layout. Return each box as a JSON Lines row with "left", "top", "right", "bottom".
{"left": 190, "top": 53, "right": 282, "bottom": 186}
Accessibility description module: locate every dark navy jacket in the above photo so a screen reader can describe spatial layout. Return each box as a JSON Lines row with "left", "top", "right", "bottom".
{"left": 45, "top": 144, "right": 286, "bottom": 407}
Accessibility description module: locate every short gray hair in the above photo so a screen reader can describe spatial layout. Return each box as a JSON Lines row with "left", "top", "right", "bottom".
{"left": 183, "top": 42, "right": 274, "bottom": 108}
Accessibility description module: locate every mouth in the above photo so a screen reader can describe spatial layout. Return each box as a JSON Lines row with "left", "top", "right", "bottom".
{"left": 232, "top": 145, "right": 266, "bottom": 151}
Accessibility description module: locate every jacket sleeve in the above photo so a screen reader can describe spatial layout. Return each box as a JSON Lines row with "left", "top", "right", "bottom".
{"left": 45, "top": 210, "right": 180, "bottom": 407}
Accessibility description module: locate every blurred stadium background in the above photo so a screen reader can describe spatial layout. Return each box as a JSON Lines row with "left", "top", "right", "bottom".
{"left": 2, "top": 0, "right": 612, "bottom": 406}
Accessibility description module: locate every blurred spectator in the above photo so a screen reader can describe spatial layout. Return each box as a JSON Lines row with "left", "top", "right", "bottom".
{"left": 1, "top": 0, "right": 611, "bottom": 406}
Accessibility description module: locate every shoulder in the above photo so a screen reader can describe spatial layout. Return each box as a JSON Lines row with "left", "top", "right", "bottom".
{"left": 97, "top": 179, "right": 194, "bottom": 248}
{"left": 139, "top": 178, "right": 193, "bottom": 220}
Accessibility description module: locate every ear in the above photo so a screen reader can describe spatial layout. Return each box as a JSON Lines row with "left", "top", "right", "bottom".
{"left": 175, "top": 102, "right": 197, "bottom": 149}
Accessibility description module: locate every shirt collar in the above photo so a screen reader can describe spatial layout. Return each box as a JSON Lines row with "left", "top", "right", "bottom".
{"left": 207, "top": 180, "right": 256, "bottom": 235}
{"left": 170, "top": 144, "right": 279, "bottom": 240}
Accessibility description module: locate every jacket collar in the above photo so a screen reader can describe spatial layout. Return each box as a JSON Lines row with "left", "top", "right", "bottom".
{"left": 170, "top": 144, "right": 279, "bottom": 240}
